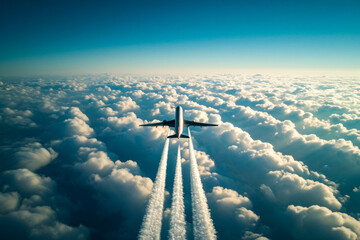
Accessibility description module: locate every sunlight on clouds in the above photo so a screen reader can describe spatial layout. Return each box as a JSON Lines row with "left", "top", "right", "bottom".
{"left": 0, "top": 73, "right": 359, "bottom": 239}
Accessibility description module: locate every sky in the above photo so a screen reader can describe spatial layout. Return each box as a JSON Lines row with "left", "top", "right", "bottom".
{"left": 0, "top": 0, "right": 360, "bottom": 75}
{"left": 1, "top": 1, "right": 360, "bottom": 239}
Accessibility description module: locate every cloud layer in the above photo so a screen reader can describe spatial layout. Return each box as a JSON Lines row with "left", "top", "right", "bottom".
{"left": 0, "top": 74, "right": 359, "bottom": 239}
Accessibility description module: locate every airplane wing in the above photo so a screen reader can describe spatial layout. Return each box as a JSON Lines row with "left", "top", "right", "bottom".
{"left": 184, "top": 119, "right": 218, "bottom": 127}
{"left": 140, "top": 119, "right": 175, "bottom": 127}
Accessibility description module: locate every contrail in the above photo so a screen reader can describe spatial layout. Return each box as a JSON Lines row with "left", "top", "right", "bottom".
{"left": 188, "top": 129, "right": 216, "bottom": 240}
{"left": 139, "top": 137, "right": 170, "bottom": 240}
{"left": 169, "top": 144, "right": 186, "bottom": 240}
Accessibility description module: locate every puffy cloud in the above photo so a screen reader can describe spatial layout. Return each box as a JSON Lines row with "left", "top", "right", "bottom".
{"left": 114, "top": 159, "right": 142, "bottom": 175}
{"left": 242, "top": 231, "right": 269, "bottom": 240}
{"left": 90, "top": 166, "right": 154, "bottom": 238}
{"left": 1, "top": 74, "right": 359, "bottom": 240}
{"left": 182, "top": 147, "right": 215, "bottom": 176}
{"left": 0, "top": 107, "right": 36, "bottom": 127}
{"left": 218, "top": 103, "right": 360, "bottom": 193}
{"left": 13, "top": 142, "right": 57, "bottom": 171}
{"left": 76, "top": 151, "right": 114, "bottom": 175}
{"left": 207, "top": 186, "right": 252, "bottom": 211}
{"left": 186, "top": 109, "right": 210, "bottom": 123}
{"left": 65, "top": 117, "right": 94, "bottom": 137}
{"left": 0, "top": 206, "right": 89, "bottom": 240}
{"left": 0, "top": 169, "right": 55, "bottom": 197}
{"left": 236, "top": 207, "right": 260, "bottom": 226}
{"left": 0, "top": 192, "right": 19, "bottom": 214}
{"left": 198, "top": 95, "right": 226, "bottom": 106}
{"left": 286, "top": 205, "right": 360, "bottom": 240}
{"left": 107, "top": 112, "right": 143, "bottom": 130}
{"left": 95, "top": 167, "right": 153, "bottom": 210}
{"left": 207, "top": 186, "right": 260, "bottom": 238}
{"left": 99, "top": 107, "right": 118, "bottom": 116}
{"left": 131, "top": 90, "right": 145, "bottom": 98}
{"left": 194, "top": 120, "right": 310, "bottom": 182}
{"left": 69, "top": 107, "right": 89, "bottom": 122}
{"left": 115, "top": 96, "right": 139, "bottom": 113}
{"left": 267, "top": 170, "right": 341, "bottom": 210}
{"left": 151, "top": 101, "right": 175, "bottom": 117}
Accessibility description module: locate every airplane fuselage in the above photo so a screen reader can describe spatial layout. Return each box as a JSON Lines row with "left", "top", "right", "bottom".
{"left": 175, "top": 106, "right": 184, "bottom": 138}
{"left": 140, "top": 106, "right": 217, "bottom": 139}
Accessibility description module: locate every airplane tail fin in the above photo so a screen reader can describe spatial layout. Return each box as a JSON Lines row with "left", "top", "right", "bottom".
{"left": 167, "top": 134, "right": 190, "bottom": 139}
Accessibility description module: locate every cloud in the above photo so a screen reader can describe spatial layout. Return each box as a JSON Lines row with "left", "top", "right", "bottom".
{"left": 0, "top": 206, "right": 89, "bottom": 240}
{"left": 69, "top": 107, "right": 89, "bottom": 122}
{"left": 207, "top": 186, "right": 252, "bottom": 211}
{"left": 0, "top": 167, "right": 88, "bottom": 239}
{"left": 267, "top": 170, "right": 341, "bottom": 210}
{"left": 13, "top": 142, "right": 58, "bottom": 171}
{"left": 286, "top": 205, "right": 360, "bottom": 240}
{"left": 115, "top": 96, "right": 139, "bottom": 113}
{"left": 207, "top": 186, "right": 260, "bottom": 239}
{"left": 209, "top": 103, "right": 360, "bottom": 194}
{"left": 94, "top": 167, "right": 153, "bottom": 212}
{"left": 242, "top": 231, "right": 269, "bottom": 240}
{"left": 107, "top": 112, "right": 143, "bottom": 131}
{"left": 65, "top": 117, "right": 94, "bottom": 137}
{"left": 0, "top": 192, "right": 19, "bottom": 214}
{"left": 0, "top": 107, "right": 36, "bottom": 127}
{"left": 0, "top": 168, "right": 55, "bottom": 197}
{"left": 76, "top": 151, "right": 114, "bottom": 175}
{"left": 99, "top": 107, "right": 118, "bottom": 116}
{"left": 1, "top": 74, "right": 360, "bottom": 240}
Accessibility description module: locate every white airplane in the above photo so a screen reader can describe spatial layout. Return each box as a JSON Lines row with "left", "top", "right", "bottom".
{"left": 140, "top": 106, "right": 218, "bottom": 139}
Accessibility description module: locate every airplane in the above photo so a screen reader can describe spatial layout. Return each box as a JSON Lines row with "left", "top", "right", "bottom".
{"left": 140, "top": 106, "right": 218, "bottom": 139}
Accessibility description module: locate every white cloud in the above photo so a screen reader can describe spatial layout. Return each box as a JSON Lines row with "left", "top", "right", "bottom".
{"left": 1, "top": 74, "right": 360, "bottom": 239}
{"left": 69, "top": 107, "right": 89, "bottom": 122}
{"left": 93, "top": 167, "right": 153, "bottom": 218}
{"left": 207, "top": 186, "right": 261, "bottom": 238}
{"left": 286, "top": 205, "right": 360, "bottom": 240}
{"left": 13, "top": 142, "right": 57, "bottom": 171}
{"left": 267, "top": 170, "right": 341, "bottom": 210}
{"left": 115, "top": 96, "right": 139, "bottom": 113}
{"left": 236, "top": 207, "right": 259, "bottom": 226}
{"left": 99, "top": 107, "right": 118, "bottom": 116}
{"left": 242, "top": 231, "right": 269, "bottom": 240}
{"left": 76, "top": 151, "right": 114, "bottom": 175}
{"left": 207, "top": 186, "right": 252, "bottom": 210}
{"left": 0, "top": 206, "right": 89, "bottom": 240}
{"left": 0, "top": 107, "right": 36, "bottom": 127}
{"left": 65, "top": 117, "right": 94, "bottom": 137}
{"left": 0, "top": 192, "right": 19, "bottom": 214}
{"left": 1, "top": 169, "right": 55, "bottom": 197}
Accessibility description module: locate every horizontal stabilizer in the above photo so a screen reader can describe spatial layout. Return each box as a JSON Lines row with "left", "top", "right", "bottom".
{"left": 180, "top": 134, "right": 189, "bottom": 138}
{"left": 167, "top": 134, "right": 190, "bottom": 139}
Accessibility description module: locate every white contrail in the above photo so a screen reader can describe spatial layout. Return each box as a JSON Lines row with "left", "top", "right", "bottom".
{"left": 169, "top": 144, "right": 186, "bottom": 240}
{"left": 139, "top": 137, "right": 170, "bottom": 240}
{"left": 188, "top": 129, "right": 216, "bottom": 240}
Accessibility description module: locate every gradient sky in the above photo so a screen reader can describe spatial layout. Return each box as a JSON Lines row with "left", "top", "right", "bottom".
{"left": 0, "top": 0, "right": 359, "bottom": 75}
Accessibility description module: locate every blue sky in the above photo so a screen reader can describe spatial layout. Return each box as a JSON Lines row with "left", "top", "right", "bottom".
{"left": 0, "top": 0, "right": 359, "bottom": 75}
